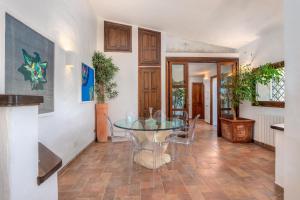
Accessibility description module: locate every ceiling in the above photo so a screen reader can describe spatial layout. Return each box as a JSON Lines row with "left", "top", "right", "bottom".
{"left": 88, "top": 0, "right": 283, "bottom": 49}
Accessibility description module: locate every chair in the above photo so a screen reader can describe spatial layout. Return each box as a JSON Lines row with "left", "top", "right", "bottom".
{"left": 106, "top": 114, "right": 129, "bottom": 143}
{"left": 171, "top": 111, "right": 189, "bottom": 138}
{"left": 177, "top": 111, "right": 189, "bottom": 128}
{"left": 167, "top": 114, "right": 200, "bottom": 162}
{"left": 127, "top": 120, "right": 171, "bottom": 185}
{"left": 127, "top": 120, "right": 156, "bottom": 183}
{"left": 181, "top": 111, "right": 190, "bottom": 126}
{"left": 128, "top": 120, "right": 168, "bottom": 169}
{"left": 153, "top": 110, "right": 166, "bottom": 121}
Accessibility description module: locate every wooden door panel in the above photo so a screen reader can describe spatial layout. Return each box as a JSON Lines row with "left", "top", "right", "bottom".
{"left": 150, "top": 36, "right": 157, "bottom": 48}
{"left": 138, "top": 28, "right": 161, "bottom": 66}
{"left": 151, "top": 71, "right": 159, "bottom": 89}
{"left": 120, "top": 30, "right": 128, "bottom": 48}
{"left": 143, "top": 92, "right": 150, "bottom": 117}
{"left": 192, "top": 83, "right": 204, "bottom": 119}
{"left": 150, "top": 91, "right": 158, "bottom": 107}
{"left": 143, "top": 71, "right": 150, "bottom": 89}
{"left": 104, "top": 21, "right": 132, "bottom": 52}
{"left": 139, "top": 67, "right": 161, "bottom": 118}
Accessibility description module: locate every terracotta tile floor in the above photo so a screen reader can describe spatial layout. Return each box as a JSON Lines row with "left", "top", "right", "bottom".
{"left": 58, "top": 122, "right": 284, "bottom": 200}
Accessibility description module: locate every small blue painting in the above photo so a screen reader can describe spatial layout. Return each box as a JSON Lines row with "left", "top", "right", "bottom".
{"left": 81, "top": 63, "right": 94, "bottom": 102}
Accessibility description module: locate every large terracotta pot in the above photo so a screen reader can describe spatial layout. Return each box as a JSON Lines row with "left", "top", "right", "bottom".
{"left": 96, "top": 103, "right": 108, "bottom": 142}
{"left": 220, "top": 117, "right": 255, "bottom": 143}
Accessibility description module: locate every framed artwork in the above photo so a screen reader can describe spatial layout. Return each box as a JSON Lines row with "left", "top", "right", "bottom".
{"left": 5, "top": 13, "right": 55, "bottom": 114}
{"left": 81, "top": 63, "right": 95, "bottom": 102}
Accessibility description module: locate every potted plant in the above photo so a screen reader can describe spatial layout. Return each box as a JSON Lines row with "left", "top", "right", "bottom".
{"left": 220, "top": 63, "right": 282, "bottom": 143}
{"left": 93, "top": 52, "right": 119, "bottom": 142}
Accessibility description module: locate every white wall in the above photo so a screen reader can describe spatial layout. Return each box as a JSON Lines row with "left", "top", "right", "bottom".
{"left": 238, "top": 25, "right": 284, "bottom": 145}
{"left": 0, "top": 105, "right": 59, "bottom": 200}
{"left": 96, "top": 19, "right": 167, "bottom": 125}
{"left": 166, "top": 35, "right": 237, "bottom": 53}
{"left": 97, "top": 19, "right": 138, "bottom": 125}
{"left": 212, "top": 77, "right": 217, "bottom": 126}
{"left": 0, "top": 0, "right": 97, "bottom": 166}
{"left": 283, "top": 0, "right": 300, "bottom": 199}
{"left": 188, "top": 63, "right": 217, "bottom": 122}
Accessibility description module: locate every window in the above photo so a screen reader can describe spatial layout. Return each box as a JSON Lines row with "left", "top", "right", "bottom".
{"left": 255, "top": 61, "right": 285, "bottom": 108}
{"left": 271, "top": 67, "right": 285, "bottom": 102}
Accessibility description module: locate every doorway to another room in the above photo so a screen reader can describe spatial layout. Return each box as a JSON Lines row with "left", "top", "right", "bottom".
{"left": 166, "top": 57, "right": 239, "bottom": 136}
{"left": 188, "top": 63, "right": 217, "bottom": 122}
{"left": 166, "top": 61, "right": 217, "bottom": 123}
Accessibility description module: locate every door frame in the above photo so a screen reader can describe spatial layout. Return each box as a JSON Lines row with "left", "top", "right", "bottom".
{"left": 192, "top": 82, "right": 205, "bottom": 119}
{"left": 217, "top": 61, "right": 239, "bottom": 136}
{"left": 210, "top": 75, "right": 217, "bottom": 125}
{"left": 166, "top": 57, "right": 239, "bottom": 136}
{"left": 166, "top": 61, "right": 189, "bottom": 118}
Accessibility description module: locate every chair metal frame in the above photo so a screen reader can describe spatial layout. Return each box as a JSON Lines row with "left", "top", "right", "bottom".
{"left": 106, "top": 114, "right": 129, "bottom": 142}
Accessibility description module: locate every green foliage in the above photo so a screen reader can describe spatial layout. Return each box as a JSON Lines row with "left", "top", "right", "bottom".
{"left": 173, "top": 88, "right": 185, "bottom": 108}
{"left": 92, "top": 52, "right": 119, "bottom": 103}
{"left": 224, "top": 63, "right": 283, "bottom": 119}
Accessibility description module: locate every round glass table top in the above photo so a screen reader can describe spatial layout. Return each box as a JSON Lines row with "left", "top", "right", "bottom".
{"left": 114, "top": 118, "right": 185, "bottom": 131}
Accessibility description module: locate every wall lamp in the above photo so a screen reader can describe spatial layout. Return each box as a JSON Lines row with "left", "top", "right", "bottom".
{"left": 65, "top": 51, "right": 75, "bottom": 68}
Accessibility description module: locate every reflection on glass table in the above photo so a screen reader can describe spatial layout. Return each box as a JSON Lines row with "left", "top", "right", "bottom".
{"left": 114, "top": 118, "right": 185, "bottom": 131}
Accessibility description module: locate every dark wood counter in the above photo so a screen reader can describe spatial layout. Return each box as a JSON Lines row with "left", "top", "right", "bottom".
{"left": 271, "top": 124, "right": 284, "bottom": 131}
{"left": 0, "top": 95, "right": 43, "bottom": 107}
{"left": 38, "top": 143, "right": 62, "bottom": 185}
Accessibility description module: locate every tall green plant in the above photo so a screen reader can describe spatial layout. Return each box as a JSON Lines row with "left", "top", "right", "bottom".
{"left": 224, "top": 63, "right": 283, "bottom": 120}
{"left": 92, "top": 52, "right": 119, "bottom": 103}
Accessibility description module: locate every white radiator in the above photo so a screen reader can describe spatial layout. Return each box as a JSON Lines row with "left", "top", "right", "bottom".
{"left": 254, "top": 114, "right": 284, "bottom": 146}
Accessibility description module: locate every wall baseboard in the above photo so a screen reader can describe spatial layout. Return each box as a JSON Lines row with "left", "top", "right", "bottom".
{"left": 58, "top": 140, "right": 95, "bottom": 176}
{"left": 202, "top": 120, "right": 210, "bottom": 125}
{"left": 275, "top": 183, "right": 284, "bottom": 192}
{"left": 254, "top": 140, "right": 275, "bottom": 152}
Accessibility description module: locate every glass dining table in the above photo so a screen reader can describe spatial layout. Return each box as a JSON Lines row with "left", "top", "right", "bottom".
{"left": 114, "top": 117, "right": 185, "bottom": 132}
{"left": 114, "top": 117, "right": 185, "bottom": 169}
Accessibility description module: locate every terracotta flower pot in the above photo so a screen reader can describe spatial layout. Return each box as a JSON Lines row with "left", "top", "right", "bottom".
{"left": 220, "top": 117, "right": 255, "bottom": 143}
{"left": 96, "top": 103, "right": 108, "bottom": 142}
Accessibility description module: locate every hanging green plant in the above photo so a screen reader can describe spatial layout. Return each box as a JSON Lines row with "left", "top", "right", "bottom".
{"left": 224, "top": 63, "right": 283, "bottom": 120}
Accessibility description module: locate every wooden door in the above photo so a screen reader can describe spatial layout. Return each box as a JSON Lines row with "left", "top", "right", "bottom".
{"left": 138, "top": 67, "right": 161, "bottom": 118}
{"left": 192, "top": 83, "right": 204, "bottom": 119}
{"left": 138, "top": 28, "right": 161, "bottom": 66}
